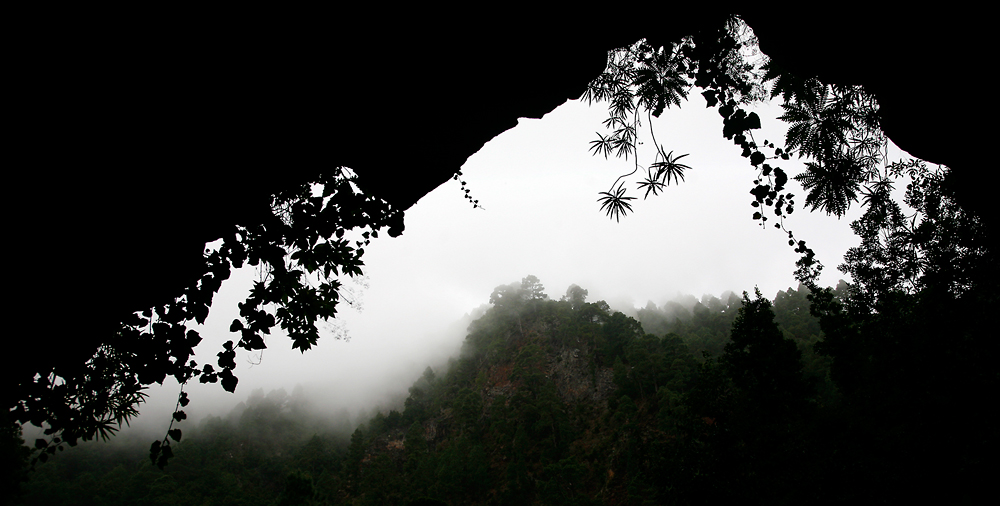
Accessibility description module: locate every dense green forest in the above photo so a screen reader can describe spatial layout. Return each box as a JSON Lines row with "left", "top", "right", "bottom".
{"left": 18, "top": 274, "right": 978, "bottom": 505}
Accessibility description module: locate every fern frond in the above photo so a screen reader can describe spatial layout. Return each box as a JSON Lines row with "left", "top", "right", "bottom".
{"left": 794, "top": 159, "right": 863, "bottom": 217}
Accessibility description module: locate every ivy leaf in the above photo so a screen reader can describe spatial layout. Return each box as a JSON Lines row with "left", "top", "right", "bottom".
{"left": 774, "top": 168, "right": 788, "bottom": 190}
{"left": 149, "top": 440, "right": 161, "bottom": 465}
{"left": 157, "top": 444, "right": 173, "bottom": 469}
{"left": 702, "top": 89, "right": 719, "bottom": 107}
{"left": 220, "top": 369, "right": 238, "bottom": 393}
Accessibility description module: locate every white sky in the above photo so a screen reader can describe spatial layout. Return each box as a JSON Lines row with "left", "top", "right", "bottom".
{"left": 118, "top": 92, "right": 900, "bottom": 435}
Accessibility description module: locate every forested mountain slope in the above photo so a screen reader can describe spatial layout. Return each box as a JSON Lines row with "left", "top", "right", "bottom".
{"left": 14, "top": 279, "right": 853, "bottom": 505}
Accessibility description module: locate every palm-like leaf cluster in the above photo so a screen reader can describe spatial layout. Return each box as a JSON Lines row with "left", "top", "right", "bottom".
{"left": 598, "top": 183, "right": 636, "bottom": 222}
{"left": 583, "top": 14, "right": 905, "bottom": 261}
{"left": 584, "top": 40, "right": 698, "bottom": 220}
{"left": 25, "top": 337, "right": 151, "bottom": 463}
{"left": 638, "top": 150, "right": 691, "bottom": 198}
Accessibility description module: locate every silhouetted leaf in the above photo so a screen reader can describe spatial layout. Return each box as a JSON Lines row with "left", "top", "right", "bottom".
{"left": 220, "top": 370, "right": 238, "bottom": 393}
{"left": 149, "top": 440, "right": 161, "bottom": 464}
{"left": 794, "top": 160, "right": 862, "bottom": 217}
{"left": 651, "top": 151, "right": 691, "bottom": 186}
{"left": 598, "top": 184, "right": 635, "bottom": 222}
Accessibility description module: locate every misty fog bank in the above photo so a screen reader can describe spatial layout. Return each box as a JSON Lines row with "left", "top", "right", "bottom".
{"left": 21, "top": 278, "right": 763, "bottom": 446}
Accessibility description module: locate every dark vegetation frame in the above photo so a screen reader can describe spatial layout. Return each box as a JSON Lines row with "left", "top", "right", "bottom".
{"left": 6, "top": 9, "right": 994, "bottom": 502}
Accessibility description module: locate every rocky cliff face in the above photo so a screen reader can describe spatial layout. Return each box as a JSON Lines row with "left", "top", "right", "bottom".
{"left": 547, "top": 343, "right": 616, "bottom": 405}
